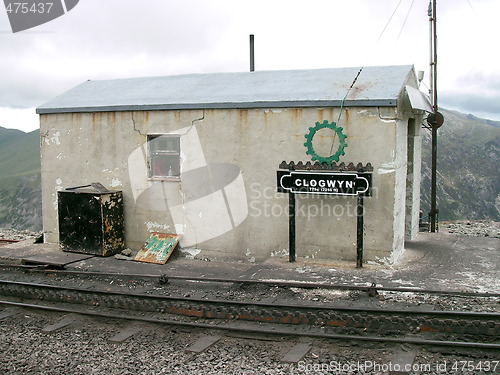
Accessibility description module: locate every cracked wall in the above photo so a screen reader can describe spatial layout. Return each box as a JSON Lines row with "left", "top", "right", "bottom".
{"left": 40, "top": 105, "right": 422, "bottom": 263}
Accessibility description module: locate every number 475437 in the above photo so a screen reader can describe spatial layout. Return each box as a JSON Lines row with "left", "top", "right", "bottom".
{"left": 5, "top": 2, "right": 53, "bottom": 14}
{"left": 451, "top": 361, "right": 499, "bottom": 372}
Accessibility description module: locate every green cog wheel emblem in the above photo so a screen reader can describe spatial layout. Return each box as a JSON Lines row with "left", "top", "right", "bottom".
{"left": 304, "top": 120, "right": 348, "bottom": 163}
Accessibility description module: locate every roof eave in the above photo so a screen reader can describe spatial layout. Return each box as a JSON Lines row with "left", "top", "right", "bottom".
{"left": 36, "top": 99, "right": 398, "bottom": 114}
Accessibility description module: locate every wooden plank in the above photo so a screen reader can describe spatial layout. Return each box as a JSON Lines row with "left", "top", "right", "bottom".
{"left": 22, "top": 253, "right": 94, "bottom": 267}
{"left": 134, "top": 232, "right": 180, "bottom": 264}
{"left": 281, "top": 343, "right": 311, "bottom": 363}
{"left": 388, "top": 349, "right": 417, "bottom": 375}
{"left": 185, "top": 335, "right": 221, "bottom": 353}
{"left": 0, "top": 309, "right": 16, "bottom": 320}
{"left": 415, "top": 304, "right": 435, "bottom": 312}
{"left": 41, "top": 315, "right": 76, "bottom": 333}
{"left": 109, "top": 327, "right": 141, "bottom": 343}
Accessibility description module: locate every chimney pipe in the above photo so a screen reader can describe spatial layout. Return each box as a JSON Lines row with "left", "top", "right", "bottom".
{"left": 249, "top": 34, "right": 255, "bottom": 72}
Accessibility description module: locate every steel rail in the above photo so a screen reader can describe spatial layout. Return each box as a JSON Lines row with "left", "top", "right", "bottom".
{"left": 0, "top": 299, "right": 499, "bottom": 351}
{"left": 1, "top": 264, "right": 498, "bottom": 298}
{"left": 0, "top": 279, "right": 498, "bottom": 319}
{"left": 0, "top": 278, "right": 499, "bottom": 341}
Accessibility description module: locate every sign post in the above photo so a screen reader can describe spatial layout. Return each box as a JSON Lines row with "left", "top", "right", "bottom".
{"left": 289, "top": 191, "right": 296, "bottom": 262}
{"left": 277, "top": 163, "right": 372, "bottom": 267}
{"left": 356, "top": 195, "right": 364, "bottom": 268}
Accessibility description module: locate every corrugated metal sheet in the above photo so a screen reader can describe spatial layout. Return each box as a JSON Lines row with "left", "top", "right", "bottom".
{"left": 406, "top": 85, "right": 433, "bottom": 113}
{"left": 134, "top": 232, "right": 180, "bottom": 264}
{"left": 37, "top": 65, "right": 415, "bottom": 114}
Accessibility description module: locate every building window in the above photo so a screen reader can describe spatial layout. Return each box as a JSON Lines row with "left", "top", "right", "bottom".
{"left": 148, "top": 134, "right": 180, "bottom": 179}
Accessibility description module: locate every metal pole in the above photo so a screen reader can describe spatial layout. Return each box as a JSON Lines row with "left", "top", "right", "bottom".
{"left": 430, "top": 0, "right": 438, "bottom": 232}
{"left": 288, "top": 192, "right": 296, "bottom": 262}
{"left": 428, "top": 1, "right": 434, "bottom": 107}
{"left": 356, "top": 195, "right": 364, "bottom": 268}
{"left": 249, "top": 34, "right": 255, "bottom": 72}
{"left": 430, "top": 126, "right": 438, "bottom": 232}
{"left": 432, "top": 0, "right": 438, "bottom": 112}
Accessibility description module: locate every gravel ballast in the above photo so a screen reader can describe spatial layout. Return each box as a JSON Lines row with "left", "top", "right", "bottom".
{"left": 0, "top": 310, "right": 497, "bottom": 375}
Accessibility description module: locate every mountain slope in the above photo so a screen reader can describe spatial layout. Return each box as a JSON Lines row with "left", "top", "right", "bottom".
{"left": 420, "top": 109, "right": 500, "bottom": 221}
{"left": 0, "top": 127, "right": 40, "bottom": 178}
{"left": 0, "top": 127, "right": 42, "bottom": 231}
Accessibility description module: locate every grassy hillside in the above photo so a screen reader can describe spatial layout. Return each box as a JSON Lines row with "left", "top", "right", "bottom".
{"left": 0, "top": 127, "right": 41, "bottom": 178}
{"left": 0, "top": 127, "right": 42, "bottom": 230}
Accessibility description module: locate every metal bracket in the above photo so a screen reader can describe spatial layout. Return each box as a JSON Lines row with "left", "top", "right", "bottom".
{"left": 279, "top": 161, "right": 373, "bottom": 172}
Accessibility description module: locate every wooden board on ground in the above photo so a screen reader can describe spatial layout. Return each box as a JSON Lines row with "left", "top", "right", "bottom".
{"left": 388, "top": 349, "right": 417, "bottom": 375}
{"left": 42, "top": 315, "right": 77, "bottom": 333}
{"left": 0, "top": 308, "right": 17, "bottom": 320}
{"left": 281, "top": 343, "right": 311, "bottom": 363}
{"left": 109, "top": 326, "right": 142, "bottom": 343}
{"left": 134, "top": 232, "right": 180, "bottom": 264}
{"left": 185, "top": 335, "right": 221, "bottom": 353}
{"left": 22, "top": 253, "right": 94, "bottom": 267}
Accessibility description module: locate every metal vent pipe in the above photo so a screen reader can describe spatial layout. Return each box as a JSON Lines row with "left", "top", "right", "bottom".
{"left": 250, "top": 34, "right": 255, "bottom": 72}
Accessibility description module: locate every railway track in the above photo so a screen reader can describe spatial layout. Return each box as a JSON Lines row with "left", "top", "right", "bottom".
{"left": 3, "top": 306, "right": 496, "bottom": 374}
{"left": 0, "top": 278, "right": 498, "bottom": 351}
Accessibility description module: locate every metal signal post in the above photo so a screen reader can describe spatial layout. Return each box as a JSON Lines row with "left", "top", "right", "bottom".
{"left": 429, "top": 0, "right": 439, "bottom": 232}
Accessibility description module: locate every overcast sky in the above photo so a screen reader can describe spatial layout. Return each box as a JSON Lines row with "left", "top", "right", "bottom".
{"left": 0, "top": 0, "right": 499, "bottom": 132}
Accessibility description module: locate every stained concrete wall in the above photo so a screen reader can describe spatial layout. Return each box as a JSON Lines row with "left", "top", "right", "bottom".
{"left": 405, "top": 118, "right": 422, "bottom": 240}
{"left": 40, "top": 102, "right": 422, "bottom": 264}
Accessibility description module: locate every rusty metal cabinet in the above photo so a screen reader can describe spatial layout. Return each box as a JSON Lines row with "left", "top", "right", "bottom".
{"left": 57, "top": 188, "right": 124, "bottom": 256}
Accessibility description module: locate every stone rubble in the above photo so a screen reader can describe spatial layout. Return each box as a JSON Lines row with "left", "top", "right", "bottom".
{"left": 0, "top": 228, "right": 41, "bottom": 241}
{"left": 440, "top": 220, "right": 500, "bottom": 238}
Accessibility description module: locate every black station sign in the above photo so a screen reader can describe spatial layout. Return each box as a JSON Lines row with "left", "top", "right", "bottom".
{"left": 277, "top": 170, "right": 372, "bottom": 196}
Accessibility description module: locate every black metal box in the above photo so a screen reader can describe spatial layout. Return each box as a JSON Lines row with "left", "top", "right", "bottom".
{"left": 58, "top": 188, "right": 124, "bottom": 256}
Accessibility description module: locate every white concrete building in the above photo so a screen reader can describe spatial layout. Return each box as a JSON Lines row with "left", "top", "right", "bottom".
{"left": 37, "top": 65, "right": 429, "bottom": 264}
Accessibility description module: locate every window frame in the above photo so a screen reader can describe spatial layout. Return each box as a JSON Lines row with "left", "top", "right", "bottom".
{"left": 147, "top": 134, "right": 181, "bottom": 181}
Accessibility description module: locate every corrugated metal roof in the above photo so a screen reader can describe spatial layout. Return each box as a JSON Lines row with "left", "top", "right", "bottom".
{"left": 405, "top": 85, "right": 433, "bottom": 113}
{"left": 37, "top": 65, "right": 415, "bottom": 114}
